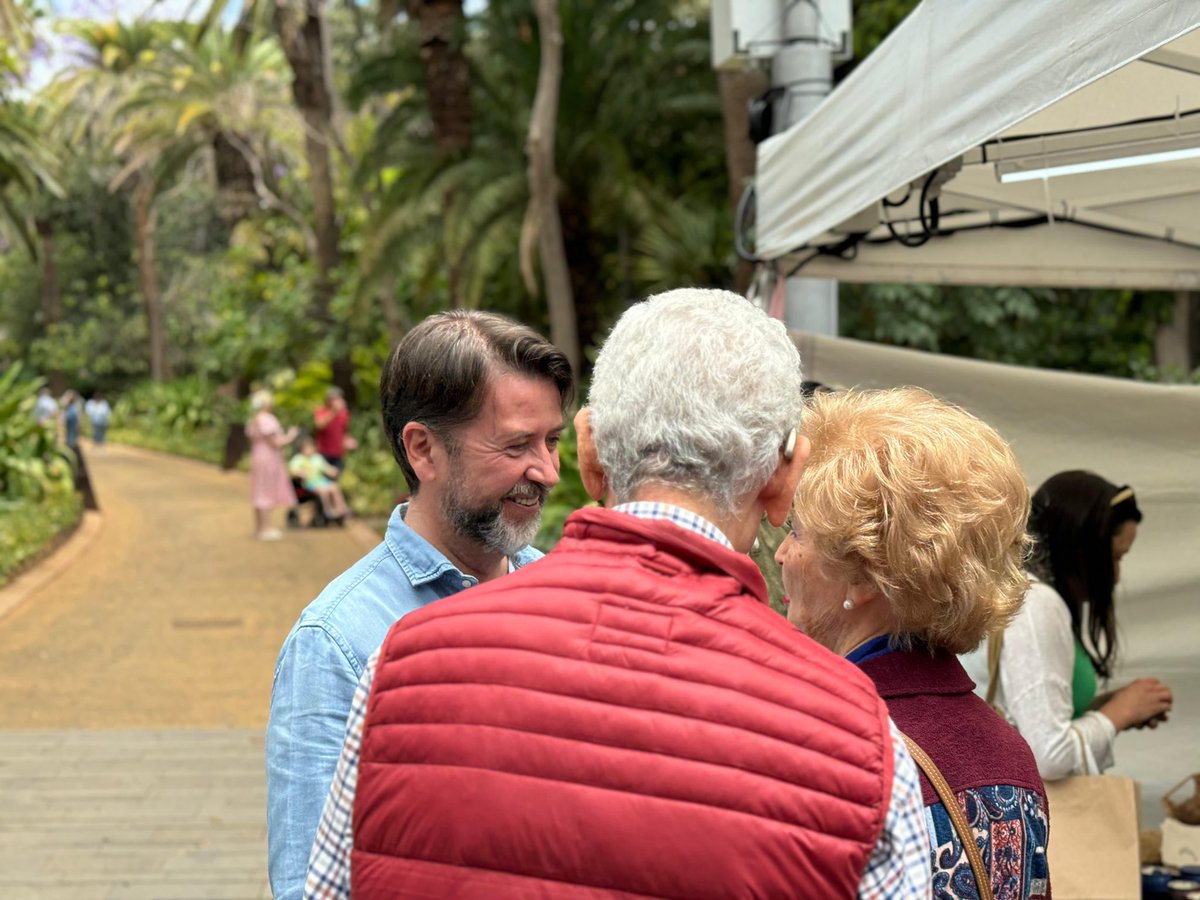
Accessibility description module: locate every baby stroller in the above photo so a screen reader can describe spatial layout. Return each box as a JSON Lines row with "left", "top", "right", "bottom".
{"left": 287, "top": 477, "right": 343, "bottom": 528}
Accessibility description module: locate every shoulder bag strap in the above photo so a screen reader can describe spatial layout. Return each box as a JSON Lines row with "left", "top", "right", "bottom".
{"left": 901, "top": 733, "right": 994, "bottom": 900}
{"left": 985, "top": 629, "right": 1003, "bottom": 708}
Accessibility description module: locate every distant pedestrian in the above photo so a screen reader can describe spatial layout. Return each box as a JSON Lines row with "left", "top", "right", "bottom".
{"left": 86, "top": 393, "right": 112, "bottom": 447}
{"left": 61, "top": 390, "right": 82, "bottom": 449}
{"left": 313, "top": 387, "right": 356, "bottom": 475}
{"left": 33, "top": 387, "right": 57, "bottom": 426}
{"left": 247, "top": 390, "right": 299, "bottom": 541}
{"left": 289, "top": 434, "right": 351, "bottom": 524}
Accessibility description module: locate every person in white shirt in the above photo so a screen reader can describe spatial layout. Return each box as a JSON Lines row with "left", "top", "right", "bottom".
{"left": 969, "top": 470, "right": 1173, "bottom": 778}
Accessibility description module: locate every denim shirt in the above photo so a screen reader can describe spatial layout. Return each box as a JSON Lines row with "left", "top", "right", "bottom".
{"left": 266, "top": 504, "right": 542, "bottom": 900}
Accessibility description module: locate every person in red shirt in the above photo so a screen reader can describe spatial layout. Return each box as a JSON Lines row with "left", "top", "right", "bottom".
{"left": 313, "top": 387, "right": 357, "bottom": 475}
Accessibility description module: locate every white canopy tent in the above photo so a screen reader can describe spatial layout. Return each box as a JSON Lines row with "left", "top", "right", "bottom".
{"left": 755, "top": 0, "right": 1200, "bottom": 288}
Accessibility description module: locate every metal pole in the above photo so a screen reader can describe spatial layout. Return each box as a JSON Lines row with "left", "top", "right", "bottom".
{"left": 772, "top": 1, "right": 838, "bottom": 336}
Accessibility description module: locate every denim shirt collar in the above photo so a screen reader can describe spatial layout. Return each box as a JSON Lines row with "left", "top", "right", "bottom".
{"left": 384, "top": 503, "right": 541, "bottom": 588}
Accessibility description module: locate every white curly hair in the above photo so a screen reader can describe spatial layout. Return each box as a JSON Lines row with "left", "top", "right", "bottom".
{"left": 588, "top": 288, "right": 804, "bottom": 517}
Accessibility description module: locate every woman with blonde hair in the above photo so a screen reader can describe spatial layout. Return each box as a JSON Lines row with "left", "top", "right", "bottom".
{"left": 247, "top": 390, "right": 298, "bottom": 540}
{"left": 777, "top": 387, "right": 1048, "bottom": 899}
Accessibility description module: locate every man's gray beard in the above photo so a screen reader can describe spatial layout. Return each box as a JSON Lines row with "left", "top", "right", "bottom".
{"left": 442, "top": 487, "right": 544, "bottom": 557}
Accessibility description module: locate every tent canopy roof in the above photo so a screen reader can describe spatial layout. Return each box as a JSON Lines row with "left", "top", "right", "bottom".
{"left": 755, "top": 1, "right": 1200, "bottom": 289}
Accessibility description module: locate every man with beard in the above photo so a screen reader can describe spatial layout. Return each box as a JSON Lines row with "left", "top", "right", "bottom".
{"left": 304, "top": 290, "right": 930, "bottom": 900}
{"left": 267, "top": 311, "right": 572, "bottom": 900}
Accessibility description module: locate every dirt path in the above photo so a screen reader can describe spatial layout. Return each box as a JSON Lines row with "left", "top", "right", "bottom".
{"left": 0, "top": 443, "right": 374, "bottom": 729}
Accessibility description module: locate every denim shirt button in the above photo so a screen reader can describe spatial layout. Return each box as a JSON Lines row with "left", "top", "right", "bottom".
{"left": 461, "top": 579, "right": 472, "bottom": 588}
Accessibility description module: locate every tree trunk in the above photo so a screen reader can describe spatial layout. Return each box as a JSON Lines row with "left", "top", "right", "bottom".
{"left": 212, "top": 131, "right": 258, "bottom": 226}
{"left": 302, "top": 108, "right": 341, "bottom": 305}
{"left": 220, "top": 375, "right": 250, "bottom": 471}
{"left": 134, "top": 175, "right": 171, "bottom": 381}
{"left": 522, "top": 0, "right": 579, "bottom": 376}
{"left": 408, "top": 1, "right": 471, "bottom": 316}
{"left": 718, "top": 68, "right": 768, "bottom": 294}
{"left": 1155, "top": 291, "right": 1200, "bottom": 375}
{"left": 408, "top": 0, "right": 471, "bottom": 155}
{"left": 274, "top": 0, "right": 352, "bottom": 400}
{"left": 561, "top": 199, "right": 601, "bottom": 374}
{"left": 35, "top": 217, "right": 66, "bottom": 395}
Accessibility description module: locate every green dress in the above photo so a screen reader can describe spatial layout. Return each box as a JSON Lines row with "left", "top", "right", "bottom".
{"left": 1072, "top": 638, "right": 1098, "bottom": 717}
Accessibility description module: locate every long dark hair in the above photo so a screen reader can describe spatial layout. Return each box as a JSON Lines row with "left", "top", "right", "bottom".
{"left": 1028, "top": 470, "right": 1142, "bottom": 678}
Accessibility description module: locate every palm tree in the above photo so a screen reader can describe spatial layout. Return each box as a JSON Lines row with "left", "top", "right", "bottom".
{"left": 45, "top": 20, "right": 180, "bottom": 381}
{"left": 0, "top": 13, "right": 67, "bottom": 390}
{"left": 108, "top": 27, "right": 302, "bottom": 233}
{"left": 403, "top": 0, "right": 472, "bottom": 156}
{"left": 271, "top": 1, "right": 341, "bottom": 313}
{"left": 0, "top": 102, "right": 63, "bottom": 256}
{"left": 201, "top": 0, "right": 354, "bottom": 395}
{"left": 352, "top": 0, "right": 727, "bottom": 365}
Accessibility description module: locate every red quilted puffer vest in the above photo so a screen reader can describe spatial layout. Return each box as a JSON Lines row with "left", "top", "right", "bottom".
{"left": 353, "top": 507, "right": 893, "bottom": 899}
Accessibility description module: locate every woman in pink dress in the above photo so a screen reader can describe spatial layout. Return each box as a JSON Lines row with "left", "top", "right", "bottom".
{"left": 246, "top": 390, "right": 299, "bottom": 540}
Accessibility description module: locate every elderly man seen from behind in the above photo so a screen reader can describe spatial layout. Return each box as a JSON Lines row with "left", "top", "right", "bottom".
{"left": 305, "top": 289, "right": 931, "bottom": 899}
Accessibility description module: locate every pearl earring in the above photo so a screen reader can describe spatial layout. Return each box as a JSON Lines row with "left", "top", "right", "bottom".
{"left": 843, "top": 598, "right": 854, "bottom": 611}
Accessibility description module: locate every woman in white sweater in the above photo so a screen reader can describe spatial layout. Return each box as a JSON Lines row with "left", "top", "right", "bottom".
{"left": 978, "top": 471, "right": 1173, "bottom": 780}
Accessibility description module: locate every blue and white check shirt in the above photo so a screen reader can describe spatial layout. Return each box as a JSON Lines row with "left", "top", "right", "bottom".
{"left": 304, "top": 503, "right": 931, "bottom": 899}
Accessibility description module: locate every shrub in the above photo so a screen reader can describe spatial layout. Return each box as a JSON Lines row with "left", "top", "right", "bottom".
{"left": 109, "top": 378, "right": 232, "bottom": 466}
{"left": 0, "top": 487, "right": 82, "bottom": 586}
{"left": 340, "top": 415, "right": 406, "bottom": 518}
{"left": 0, "top": 363, "right": 75, "bottom": 501}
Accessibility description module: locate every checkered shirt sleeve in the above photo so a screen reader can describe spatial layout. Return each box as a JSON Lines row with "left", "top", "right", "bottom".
{"left": 302, "top": 649, "right": 378, "bottom": 900}
{"left": 857, "top": 717, "right": 933, "bottom": 898}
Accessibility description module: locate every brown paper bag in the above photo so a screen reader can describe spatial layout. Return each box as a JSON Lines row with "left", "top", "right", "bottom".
{"left": 1046, "top": 775, "right": 1141, "bottom": 900}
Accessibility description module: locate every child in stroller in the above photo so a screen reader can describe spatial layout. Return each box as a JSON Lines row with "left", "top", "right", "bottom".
{"left": 287, "top": 434, "right": 351, "bottom": 526}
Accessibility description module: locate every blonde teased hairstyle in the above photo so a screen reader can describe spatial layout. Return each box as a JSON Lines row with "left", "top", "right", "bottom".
{"left": 794, "top": 387, "right": 1031, "bottom": 654}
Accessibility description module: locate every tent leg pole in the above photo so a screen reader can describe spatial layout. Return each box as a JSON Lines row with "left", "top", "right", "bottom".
{"left": 772, "top": 1, "right": 840, "bottom": 336}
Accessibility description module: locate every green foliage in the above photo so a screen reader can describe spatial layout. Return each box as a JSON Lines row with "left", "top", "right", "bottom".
{"left": 107, "top": 370, "right": 403, "bottom": 517}
{"left": 354, "top": 0, "right": 730, "bottom": 350}
{"left": 0, "top": 154, "right": 145, "bottom": 389}
{"left": 203, "top": 243, "right": 321, "bottom": 383}
{"left": 340, "top": 416, "right": 407, "bottom": 519}
{"left": 847, "top": 0, "right": 921, "bottom": 71}
{"left": 0, "top": 486, "right": 81, "bottom": 586}
{"left": 0, "top": 362, "right": 74, "bottom": 500}
{"left": 750, "top": 518, "right": 788, "bottom": 614}
{"left": 840, "top": 283, "right": 1177, "bottom": 378}
{"left": 631, "top": 197, "right": 736, "bottom": 295}
{"left": 534, "top": 425, "right": 592, "bottom": 553}
{"left": 108, "top": 378, "right": 232, "bottom": 465}
{"left": 264, "top": 359, "right": 335, "bottom": 425}
{"left": 114, "top": 376, "right": 232, "bottom": 433}
{"left": 1128, "top": 359, "right": 1200, "bottom": 385}
{"left": 0, "top": 100, "right": 63, "bottom": 254}
{"left": 3, "top": 0, "right": 1190, "bottom": 553}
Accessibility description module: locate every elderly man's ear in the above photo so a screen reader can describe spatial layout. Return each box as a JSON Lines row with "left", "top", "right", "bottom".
{"left": 574, "top": 408, "right": 610, "bottom": 503}
{"left": 760, "top": 432, "right": 811, "bottom": 527}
